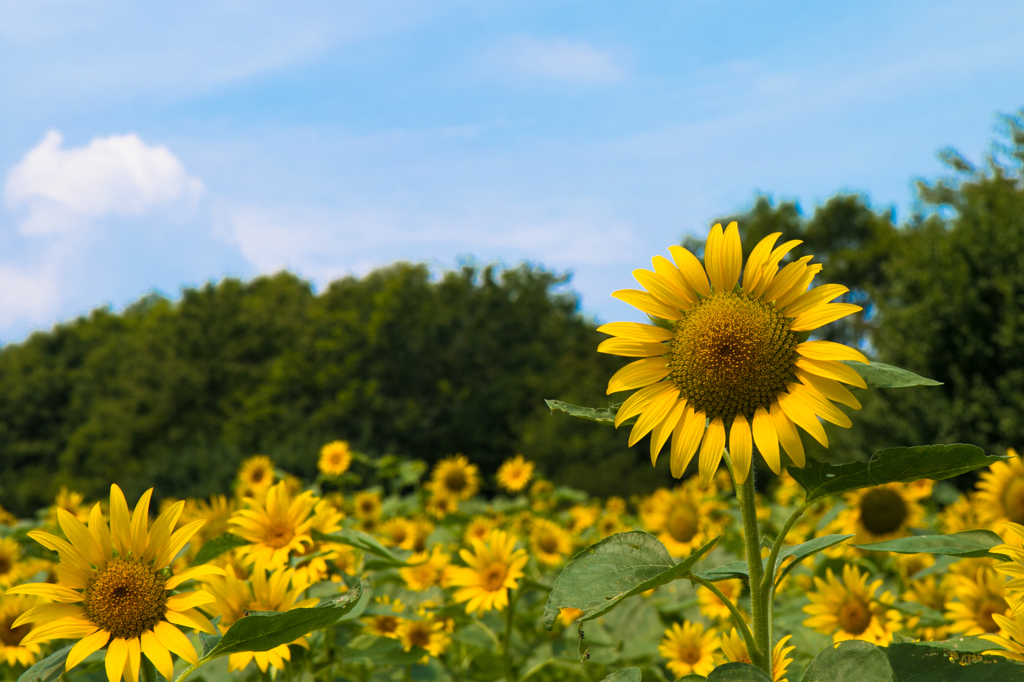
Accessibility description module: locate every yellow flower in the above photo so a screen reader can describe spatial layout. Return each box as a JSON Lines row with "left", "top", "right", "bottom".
{"left": 981, "top": 598, "right": 1024, "bottom": 663}
{"left": 237, "top": 455, "right": 276, "bottom": 493}
{"left": 716, "top": 629, "right": 795, "bottom": 682}
{"left": 946, "top": 566, "right": 1010, "bottom": 635}
{"left": 426, "top": 493, "right": 458, "bottom": 520}
{"left": 464, "top": 517, "right": 496, "bottom": 545}
{"left": 659, "top": 620, "right": 719, "bottom": 677}
{"left": 976, "top": 452, "right": 1024, "bottom": 537}
{"left": 606, "top": 496, "right": 627, "bottom": 515}
{"left": 0, "top": 537, "right": 26, "bottom": 589}
{"left": 833, "top": 481, "right": 931, "bottom": 546}
{"left": 402, "top": 518, "right": 435, "bottom": 553}
{"left": 530, "top": 518, "right": 573, "bottom": 566}
{"left": 427, "top": 455, "right": 480, "bottom": 501}
{"left": 496, "top": 455, "right": 534, "bottom": 493}
{"left": 396, "top": 617, "right": 451, "bottom": 659}
{"left": 362, "top": 596, "right": 405, "bottom": 638}
{"left": 0, "top": 504, "right": 17, "bottom": 527}
{"left": 0, "top": 594, "right": 43, "bottom": 668}
{"left": 600, "top": 223, "right": 866, "bottom": 486}
{"left": 566, "top": 505, "right": 601, "bottom": 535}
{"left": 939, "top": 492, "right": 986, "bottom": 535}
{"left": 230, "top": 481, "right": 317, "bottom": 568}
{"left": 353, "top": 491, "right": 382, "bottom": 521}
{"left": 188, "top": 495, "right": 237, "bottom": 548}
{"left": 318, "top": 441, "right": 353, "bottom": 477}
{"left": 201, "top": 565, "right": 316, "bottom": 673}
{"left": 449, "top": 530, "right": 528, "bottom": 616}
{"left": 400, "top": 545, "right": 451, "bottom": 592}
{"left": 642, "top": 481, "right": 723, "bottom": 558}
{"left": 6, "top": 486, "right": 221, "bottom": 682}
{"left": 698, "top": 579, "right": 745, "bottom": 623}
{"left": 557, "top": 607, "right": 584, "bottom": 628}
{"left": 378, "top": 518, "right": 414, "bottom": 547}
{"left": 903, "top": 575, "right": 950, "bottom": 641}
{"left": 47, "top": 486, "right": 90, "bottom": 525}
{"left": 803, "top": 564, "right": 901, "bottom": 645}
{"left": 597, "top": 513, "right": 627, "bottom": 538}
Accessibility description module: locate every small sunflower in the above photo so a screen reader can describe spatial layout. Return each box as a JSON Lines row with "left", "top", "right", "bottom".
{"left": 427, "top": 455, "right": 480, "bottom": 501}
{"left": 716, "top": 629, "right": 795, "bottom": 682}
{"left": 363, "top": 614, "right": 401, "bottom": 638}
{"left": 200, "top": 566, "right": 316, "bottom": 673}
{"left": 530, "top": 518, "right": 573, "bottom": 566}
{"left": 597, "top": 512, "right": 627, "bottom": 538}
{"left": 378, "top": 518, "right": 414, "bottom": 547}
{"left": 399, "top": 545, "right": 451, "bottom": 592}
{"left": 659, "top": 620, "right": 719, "bottom": 677}
{"left": 188, "top": 495, "right": 237, "bottom": 549}
{"left": 6, "top": 486, "right": 221, "bottom": 682}
{"left": 396, "top": 617, "right": 451, "bottom": 659}
{"left": 0, "top": 537, "right": 26, "bottom": 589}
{"left": 0, "top": 594, "right": 42, "bottom": 668}
{"left": 464, "top": 517, "right": 496, "bottom": 545}
{"left": 803, "top": 564, "right": 901, "bottom": 645}
{"left": 353, "top": 491, "right": 382, "bottom": 522}
{"left": 0, "top": 504, "right": 16, "bottom": 526}
{"left": 606, "top": 496, "right": 627, "bottom": 515}
{"left": 318, "top": 441, "right": 353, "bottom": 477}
{"left": 566, "top": 505, "right": 601, "bottom": 535}
{"left": 402, "top": 518, "right": 435, "bottom": 553}
{"left": 230, "top": 481, "right": 317, "bottom": 568}
{"left": 946, "top": 566, "right": 1010, "bottom": 635}
{"left": 939, "top": 493, "right": 986, "bottom": 535}
{"left": 496, "top": 455, "right": 534, "bottom": 493}
{"left": 903, "top": 575, "right": 950, "bottom": 641}
{"left": 46, "top": 486, "right": 90, "bottom": 525}
{"left": 642, "top": 482, "right": 723, "bottom": 558}
{"left": 449, "top": 530, "right": 528, "bottom": 616}
{"left": 698, "top": 579, "right": 745, "bottom": 624}
{"left": 600, "top": 223, "right": 867, "bottom": 486}
{"left": 833, "top": 481, "right": 931, "bottom": 546}
{"left": 977, "top": 452, "right": 1024, "bottom": 537}
{"left": 237, "top": 455, "right": 276, "bottom": 494}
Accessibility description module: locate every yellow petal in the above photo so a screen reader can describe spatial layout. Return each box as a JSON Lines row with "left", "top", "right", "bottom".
{"left": 750, "top": 239, "right": 802, "bottom": 297}
{"left": 612, "top": 289, "right": 683, "bottom": 320}
{"left": 5, "top": 583, "right": 83, "bottom": 603}
{"left": 633, "top": 269, "right": 693, "bottom": 311}
{"left": 597, "top": 337, "right": 668, "bottom": 358}
{"left": 13, "top": 603, "right": 85, "bottom": 628}
{"left": 796, "top": 369, "right": 861, "bottom": 410}
{"left": 165, "top": 608, "right": 216, "bottom": 634}
{"left": 596, "top": 321, "right": 673, "bottom": 342}
{"left": 110, "top": 485, "right": 132, "bottom": 559}
{"left": 752, "top": 407, "right": 780, "bottom": 473}
{"left": 650, "top": 399, "right": 687, "bottom": 466}
{"left": 165, "top": 565, "right": 227, "bottom": 590}
{"left": 787, "top": 382, "right": 852, "bottom": 428}
{"left": 784, "top": 283, "right": 848, "bottom": 316}
{"left": 778, "top": 391, "right": 828, "bottom": 447}
{"left": 26, "top": 530, "right": 92, "bottom": 574}
{"left": 795, "top": 357, "right": 868, "bottom": 389}
{"left": 670, "top": 406, "right": 705, "bottom": 478}
{"left": 770, "top": 402, "right": 805, "bottom": 467}
{"left": 720, "top": 222, "right": 743, "bottom": 291}
{"left": 21, "top": 616, "right": 98, "bottom": 646}
{"left": 166, "top": 591, "right": 216, "bottom": 612}
{"left": 106, "top": 638, "right": 129, "bottom": 682}
{"left": 146, "top": 500, "right": 185, "bottom": 563}
{"left": 125, "top": 637, "right": 141, "bottom": 682}
{"left": 797, "top": 340, "right": 869, "bottom": 364}
{"left": 67, "top": 629, "right": 110, "bottom": 673}
{"left": 88, "top": 503, "right": 113, "bottom": 565}
{"left": 58, "top": 509, "right": 105, "bottom": 570}
{"left": 154, "top": 621, "right": 200, "bottom": 666}
{"left": 614, "top": 382, "right": 675, "bottom": 427}
{"left": 789, "top": 303, "right": 862, "bottom": 332}
{"left": 698, "top": 417, "right": 726, "bottom": 488}
{"left": 130, "top": 488, "right": 154, "bottom": 558}
{"left": 668, "top": 245, "right": 711, "bottom": 298}
{"left": 774, "top": 262, "right": 821, "bottom": 309}
{"left": 157, "top": 520, "right": 206, "bottom": 568}
{"left": 704, "top": 223, "right": 726, "bottom": 292}
{"left": 628, "top": 388, "right": 681, "bottom": 447}
{"left": 729, "top": 415, "right": 753, "bottom": 485}
{"left": 763, "top": 255, "right": 813, "bottom": 304}
{"left": 142, "top": 631, "right": 174, "bottom": 682}
{"left": 606, "top": 357, "right": 671, "bottom": 394}
{"left": 742, "top": 232, "right": 781, "bottom": 291}
{"left": 653, "top": 255, "right": 697, "bottom": 307}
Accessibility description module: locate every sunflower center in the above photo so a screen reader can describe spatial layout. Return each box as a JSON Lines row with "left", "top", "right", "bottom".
{"left": 1001, "top": 479, "right": 1024, "bottom": 525}
{"left": 669, "top": 292, "right": 798, "bottom": 420}
{"left": 408, "top": 624, "right": 433, "bottom": 648}
{"left": 444, "top": 470, "right": 467, "bottom": 493}
{"left": 977, "top": 599, "right": 1007, "bottom": 633}
{"left": 250, "top": 468, "right": 266, "bottom": 484}
{"left": 539, "top": 533, "right": 560, "bottom": 554}
{"left": 82, "top": 557, "right": 168, "bottom": 640}
{"left": 838, "top": 597, "right": 872, "bottom": 635}
{"left": 481, "top": 563, "right": 508, "bottom": 591}
{"left": 678, "top": 645, "right": 703, "bottom": 665}
{"left": 0, "top": 613, "right": 30, "bottom": 647}
{"left": 666, "top": 506, "right": 699, "bottom": 543}
{"left": 374, "top": 615, "right": 399, "bottom": 635}
{"left": 859, "top": 488, "right": 908, "bottom": 536}
{"left": 0, "top": 556, "right": 11, "bottom": 575}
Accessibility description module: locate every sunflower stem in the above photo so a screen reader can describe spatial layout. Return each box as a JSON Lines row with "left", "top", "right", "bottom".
{"left": 502, "top": 587, "right": 520, "bottom": 682}
{"left": 762, "top": 499, "right": 812, "bottom": 594}
{"left": 689, "top": 573, "right": 757, "bottom": 652}
{"left": 734, "top": 461, "right": 771, "bottom": 675}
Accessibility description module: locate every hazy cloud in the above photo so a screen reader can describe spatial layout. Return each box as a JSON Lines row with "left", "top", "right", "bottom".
{"left": 493, "top": 35, "right": 625, "bottom": 85}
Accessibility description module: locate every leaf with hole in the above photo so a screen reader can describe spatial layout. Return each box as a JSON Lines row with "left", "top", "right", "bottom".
{"left": 545, "top": 399, "right": 621, "bottom": 425}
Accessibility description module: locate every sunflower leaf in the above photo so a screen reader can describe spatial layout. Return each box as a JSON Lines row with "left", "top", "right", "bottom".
{"left": 696, "top": 560, "right": 749, "bottom": 582}
{"left": 883, "top": 642, "right": 1024, "bottom": 680}
{"left": 202, "top": 582, "right": 362, "bottom": 658}
{"left": 542, "top": 531, "right": 717, "bottom": 630}
{"left": 312, "top": 528, "right": 409, "bottom": 566}
{"left": 600, "top": 668, "right": 643, "bottom": 682}
{"left": 854, "top": 530, "right": 1008, "bottom": 559}
{"left": 788, "top": 444, "right": 1002, "bottom": 503}
{"left": 192, "top": 532, "right": 248, "bottom": 565}
{"left": 842, "top": 360, "right": 942, "bottom": 388}
{"left": 803, "top": 640, "right": 896, "bottom": 682}
{"left": 773, "top": 534, "right": 854, "bottom": 586}
{"left": 706, "top": 662, "right": 774, "bottom": 681}
{"left": 16, "top": 645, "right": 72, "bottom": 682}
{"left": 545, "top": 400, "right": 619, "bottom": 425}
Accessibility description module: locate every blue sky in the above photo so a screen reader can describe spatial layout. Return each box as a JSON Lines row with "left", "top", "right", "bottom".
{"left": 1, "top": 0, "right": 1022, "bottom": 342}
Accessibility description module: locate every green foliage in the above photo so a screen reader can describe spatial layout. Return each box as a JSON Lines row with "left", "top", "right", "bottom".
{"left": 855, "top": 530, "right": 1006, "bottom": 558}
{"left": 192, "top": 532, "right": 248, "bottom": 565}
{"left": 599, "top": 668, "right": 642, "bottom": 682}
{"left": 705, "top": 663, "right": 773, "bottom": 681}
{"left": 844, "top": 361, "right": 943, "bottom": 389}
{"left": 16, "top": 645, "right": 72, "bottom": 682}
{"left": 311, "top": 527, "right": 409, "bottom": 565}
{"left": 802, "top": 640, "right": 896, "bottom": 682}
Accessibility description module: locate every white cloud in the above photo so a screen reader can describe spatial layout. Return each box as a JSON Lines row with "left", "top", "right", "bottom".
{"left": 494, "top": 35, "right": 625, "bottom": 85}
{"left": 5, "top": 130, "right": 203, "bottom": 235}
{"left": 0, "top": 260, "right": 59, "bottom": 327}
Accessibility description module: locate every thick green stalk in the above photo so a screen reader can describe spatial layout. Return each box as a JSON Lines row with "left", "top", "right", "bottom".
{"left": 735, "top": 467, "right": 771, "bottom": 675}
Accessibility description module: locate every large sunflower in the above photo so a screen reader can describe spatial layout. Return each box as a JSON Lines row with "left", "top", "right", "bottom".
{"left": 803, "top": 564, "right": 901, "bottom": 645}
{"left": 599, "top": 222, "right": 866, "bottom": 486}
{"left": 976, "top": 452, "right": 1024, "bottom": 537}
{"left": 946, "top": 565, "right": 1010, "bottom": 635}
{"left": 6, "top": 486, "right": 221, "bottom": 682}
{"left": 832, "top": 481, "right": 931, "bottom": 546}
{"left": 230, "top": 481, "right": 317, "bottom": 568}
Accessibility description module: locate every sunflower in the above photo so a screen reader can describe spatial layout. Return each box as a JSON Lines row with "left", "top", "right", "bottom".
{"left": 46, "top": 486, "right": 90, "bottom": 525}
{"left": 529, "top": 479, "right": 555, "bottom": 512}
{"left": 803, "top": 564, "right": 901, "bottom": 645}
{"left": 402, "top": 518, "right": 435, "bottom": 553}
{"left": 530, "top": 518, "right": 573, "bottom": 566}
{"left": 318, "top": 441, "right": 353, "bottom": 477}
{"left": 597, "top": 512, "right": 627, "bottom": 538}
{"left": 832, "top": 481, "right": 931, "bottom": 546}
{"left": 606, "top": 497, "right": 627, "bottom": 515}
{"left": 496, "top": 455, "right": 534, "bottom": 493}
{"left": 464, "top": 517, "right": 496, "bottom": 545}
{"left": 659, "top": 620, "right": 719, "bottom": 677}
{"left": 396, "top": 617, "right": 451, "bottom": 660}
{"left": 426, "top": 494, "right": 458, "bottom": 519}
{"left": 449, "top": 530, "right": 528, "bottom": 616}
{"left": 362, "top": 596, "right": 405, "bottom": 638}
{"left": 642, "top": 482, "right": 723, "bottom": 558}
{"left": 557, "top": 607, "right": 585, "bottom": 627}
{"left": 903, "top": 575, "right": 950, "bottom": 641}
{"left": 698, "top": 579, "right": 745, "bottom": 623}
{"left": 230, "top": 481, "right": 317, "bottom": 568}
{"left": 716, "top": 629, "right": 795, "bottom": 682}
{"left": 427, "top": 455, "right": 480, "bottom": 501}
{"left": 189, "top": 495, "right": 237, "bottom": 548}
{"left": 200, "top": 566, "right": 316, "bottom": 673}
{"left": 566, "top": 505, "right": 601, "bottom": 535}
{"left": 0, "top": 594, "right": 42, "bottom": 668}
{"left": 977, "top": 452, "right": 1024, "bottom": 537}
{"left": 946, "top": 566, "right": 1010, "bottom": 635}
{"left": 0, "top": 504, "right": 16, "bottom": 527}
{"left": 0, "top": 537, "right": 26, "bottom": 589}
{"left": 600, "top": 223, "right": 866, "bottom": 486}
{"left": 981, "top": 600, "right": 1024, "bottom": 663}
{"left": 353, "top": 491, "right": 382, "bottom": 522}
{"left": 6, "top": 486, "right": 221, "bottom": 682}
{"left": 237, "top": 455, "right": 276, "bottom": 495}
{"left": 939, "top": 493, "right": 985, "bottom": 535}
{"left": 400, "top": 545, "right": 451, "bottom": 592}
{"left": 377, "top": 518, "right": 413, "bottom": 547}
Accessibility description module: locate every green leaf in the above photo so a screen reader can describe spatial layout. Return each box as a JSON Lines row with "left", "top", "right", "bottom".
{"left": 774, "top": 534, "right": 854, "bottom": 586}
{"left": 883, "top": 642, "right": 1024, "bottom": 680}
{"left": 909, "top": 636, "right": 1004, "bottom": 653}
{"left": 17, "top": 645, "right": 72, "bottom": 682}
{"left": 543, "top": 531, "right": 717, "bottom": 629}
{"left": 789, "top": 444, "right": 1002, "bottom": 503}
{"left": 601, "top": 668, "right": 642, "bottom": 682}
{"left": 842, "top": 360, "right": 942, "bottom": 388}
{"left": 803, "top": 640, "right": 896, "bottom": 682}
{"left": 706, "top": 663, "right": 773, "bottom": 681}
{"left": 696, "top": 561, "right": 749, "bottom": 582}
{"left": 675, "top": 676, "right": 707, "bottom": 682}
{"left": 204, "top": 582, "right": 362, "bottom": 658}
{"left": 312, "top": 528, "right": 408, "bottom": 565}
{"left": 197, "top": 615, "right": 223, "bottom": 658}
{"left": 545, "top": 399, "right": 618, "bottom": 424}
{"left": 193, "top": 532, "right": 248, "bottom": 565}
{"left": 855, "top": 530, "right": 1008, "bottom": 559}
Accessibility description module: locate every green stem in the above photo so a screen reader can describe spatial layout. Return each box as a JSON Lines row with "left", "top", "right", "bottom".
{"left": 502, "top": 588, "right": 520, "bottom": 682}
{"left": 762, "top": 499, "right": 811, "bottom": 593}
{"left": 734, "top": 462, "right": 770, "bottom": 675}
{"left": 689, "top": 574, "right": 756, "bottom": 650}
